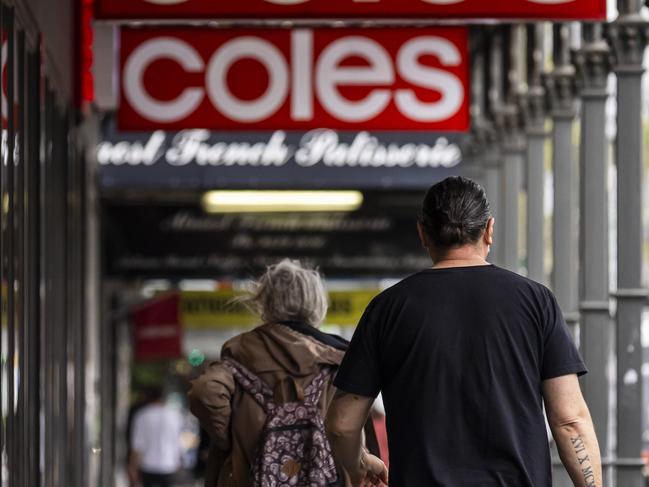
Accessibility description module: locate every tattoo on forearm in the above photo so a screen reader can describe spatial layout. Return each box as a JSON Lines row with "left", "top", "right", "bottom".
{"left": 570, "top": 436, "right": 596, "bottom": 487}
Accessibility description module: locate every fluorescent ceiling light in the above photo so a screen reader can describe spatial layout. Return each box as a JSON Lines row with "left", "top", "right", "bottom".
{"left": 179, "top": 280, "right": 218, "bottom": 291}
{"left": 201, "top": 190, "right": 363, "bottom": 213}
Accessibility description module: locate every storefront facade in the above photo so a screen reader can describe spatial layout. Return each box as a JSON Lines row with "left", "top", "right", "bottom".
{"left": 94, "top": 0, "right": 649, "bottom": 485}
{"left": 0, "top": 0, "right": 95, "bottom": 486}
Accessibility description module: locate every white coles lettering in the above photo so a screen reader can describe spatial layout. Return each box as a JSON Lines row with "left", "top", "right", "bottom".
{"left": 123, "top": 38, "right": 205, "bottom": 123}
{"left": 315, "top": 36, "right": 394, "bottom": 122}
{"left": 122, "top": 29, "right": 466, "bottom": 126}
{"left": 291, "top": 30, "right": 314, "bottom": 121}
{"left": 206, "top": 38, "right": 289, "bottom": 123}
{"left": 395, "top": 36, "right": 463, "bottom": 122}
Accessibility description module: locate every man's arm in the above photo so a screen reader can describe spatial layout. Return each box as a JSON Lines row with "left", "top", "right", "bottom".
{"left": 127, "top": 450, "right": 141, "bottom": 487}
{"left": 325, "top": 390, "right": 387, "bottom": 486}
{"left": 543, "top": 374, "right": 602, "bottom": 487}
{"left": 129, "top": 414, "right": 143, "bottom": 486}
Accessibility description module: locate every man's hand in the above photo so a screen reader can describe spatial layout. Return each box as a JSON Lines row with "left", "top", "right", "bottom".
{"left": 356, "top": 450, "right": 388, "bottom": 487}
{"left": 326, "top": 391, "right": 386, "bottom": 486}
{"left": 127, "top": 459, "right": 140, "bottom": 487}
{"left": 127, "top": 450, "right": 140, "bottom": 486}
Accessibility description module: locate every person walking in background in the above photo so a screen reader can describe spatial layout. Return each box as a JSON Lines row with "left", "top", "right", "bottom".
{"left": 326, "top": 176, "right": 602, "bottom": 487}
{"left": 129, "top": 385, "right": 184, "bottom": 487}
{"left": 188, "top": 259, "right": 351, "bottom": 487}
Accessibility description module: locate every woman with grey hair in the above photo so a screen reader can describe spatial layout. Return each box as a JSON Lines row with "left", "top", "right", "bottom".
{"left": 245, "top": 258, "right": 329, "bottom": 334}
{"left": 188, "top": 259, "right": 351, "bottom": 487}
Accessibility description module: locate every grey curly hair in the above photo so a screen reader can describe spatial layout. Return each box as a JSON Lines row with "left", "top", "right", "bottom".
{"left": 244, "top": 259, "right": 328, "bottom": 327}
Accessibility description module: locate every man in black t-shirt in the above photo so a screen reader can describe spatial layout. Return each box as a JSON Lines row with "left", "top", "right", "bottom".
{"left": 325, "top": 177, "right": 601, "bottom": 487}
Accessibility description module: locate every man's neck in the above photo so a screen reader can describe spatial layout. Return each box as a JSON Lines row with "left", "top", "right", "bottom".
{"left": 430, "top": 247, "right": 489, "bottom": 269}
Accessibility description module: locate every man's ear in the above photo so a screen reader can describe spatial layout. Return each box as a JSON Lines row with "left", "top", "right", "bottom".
{"left": 484, "top": 218, "right": 495, "bottom": 246}
{"left": 417, "top": 221, "right": 429, "bottom": 249}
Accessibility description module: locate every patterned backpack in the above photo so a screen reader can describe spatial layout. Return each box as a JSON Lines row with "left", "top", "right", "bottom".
{"left": 223, "top": 357, "right": 339, "bottom": 487}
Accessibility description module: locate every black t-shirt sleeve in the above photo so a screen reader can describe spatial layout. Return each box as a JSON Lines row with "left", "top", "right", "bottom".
{"left": 541, "top": 290, "right": 588, "bottom": 380}
{"left": 333, "top": 299, "right": 382, "bottom": 398}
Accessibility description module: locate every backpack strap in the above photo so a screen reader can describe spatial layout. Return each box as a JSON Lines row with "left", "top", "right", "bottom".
{"left": 303, "top": 366, "right": 335, "bottom": 407}
{"left": 222, "top": 358, "right": 275, "bottom": 412}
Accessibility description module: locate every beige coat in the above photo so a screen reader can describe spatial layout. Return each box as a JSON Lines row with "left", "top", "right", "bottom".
{"left": 188, "top": 322, "right": 347, "bottom": 487}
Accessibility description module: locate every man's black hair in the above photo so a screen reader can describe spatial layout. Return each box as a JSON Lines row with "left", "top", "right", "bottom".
{"left": 142, "top": 384, "right": 164, "bottom": 403}
{"left": 419, "top": 176, "right": 491, "bottom": 249}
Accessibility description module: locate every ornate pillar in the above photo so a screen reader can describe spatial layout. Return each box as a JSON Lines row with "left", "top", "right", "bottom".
{"left": 483, "top": 141, "right": 503, "bottom": 267}
{"left": 525, "top": 23, "right": 547, "bottom": 284}
{"left": 607, "top": 5, "right": 649, "bottom": 484}
{"left": 499, "top": 25, "right": 526, "bottom": 273}
{"left": 544, "top": 24, "right": 579, "bottom": 487}
{"left": 484, "top": 143, "right": 503, "bottom": 266}
{"left": 545, "top": 23, "right": 579, "bottom": 331}
{"left": 574, "top": 22, "right": 612, "bottom": 476}
{"left": 463, "top": 28, "right": 489, "bottom": 188}
{"left": 486, "top": 26, "right": 505, "bottom": 267}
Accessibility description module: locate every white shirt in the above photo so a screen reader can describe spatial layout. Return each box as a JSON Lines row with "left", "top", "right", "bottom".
{"left": 131, "top": 403, "right": 184, "bottom": 474}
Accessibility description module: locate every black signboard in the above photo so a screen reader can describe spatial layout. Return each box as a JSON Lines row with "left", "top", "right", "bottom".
{"left": 103, "top": 194, "right": 430, "bottom": 278}
{"left": 97, "top": 117, "right": 465, "bottom": 190}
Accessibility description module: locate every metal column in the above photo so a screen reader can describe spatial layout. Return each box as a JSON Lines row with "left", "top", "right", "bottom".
{"left": 501, "top": 145, "right": 525, "bottom": 272}
{"left": 501, "top": 25, "right": 526, "bottom": 273}
{"left": 486, "top": 27, "right": 506, "bottom": 267}
{"left": 546, "top": 23, "right": 579, "bottom": 328}
{"left": 607, "top": 4, "right": 649, "bottom": 484}
{"left": 525, "top": 24, "right": 547, "bottom": 284}
{"left": 544, "top": 25, "right": 580, "bottom": 487}
{"left": 484, "top": 146, "right": 503, "bottom": 266}
{"left": 464, "top": 28, "right": 489, "bottom": 189}
{"left": 574, "top": 23, "right": 611, "bottom": 473}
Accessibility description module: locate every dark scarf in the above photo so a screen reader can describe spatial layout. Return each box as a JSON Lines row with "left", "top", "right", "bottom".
{"left": 279, "top": 320, "right": 349, "bottom": 351}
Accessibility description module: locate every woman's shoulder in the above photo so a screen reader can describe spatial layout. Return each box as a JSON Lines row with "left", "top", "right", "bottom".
{"left": 219, "top": 324, "right": 269, "bottom": 356}
{"left": 218, "top": 323, "right": 345, "bottom": 376}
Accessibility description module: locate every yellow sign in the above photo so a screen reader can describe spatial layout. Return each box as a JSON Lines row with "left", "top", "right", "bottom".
{"left": 180, "top": 289, "right": 379, "bottom": 330}
{"left": 326, "top": 290, "right": 378, "bottom": 326}
{"left": 180, "top": 290, "right": 256, "bottom": 329}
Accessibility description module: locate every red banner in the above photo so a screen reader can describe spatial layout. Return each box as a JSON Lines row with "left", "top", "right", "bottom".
{"left": 98, "top": 0, "right": 606, "bottom": 20}
{"left": 131, "top": 293, "right": 183, "bottom": 362}
{"left": 119, "top": 28, "right": 470, "bottom": 131}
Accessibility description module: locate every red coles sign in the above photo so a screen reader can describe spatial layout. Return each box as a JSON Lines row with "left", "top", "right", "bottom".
{"left": 97, "top": 0, "right": 606, "bottom": 20}
{"left": 119, "top": 28, "right": 470, "bottom": 131}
